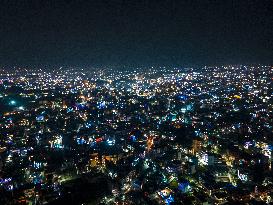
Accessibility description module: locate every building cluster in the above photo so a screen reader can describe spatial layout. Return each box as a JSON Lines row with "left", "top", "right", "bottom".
{"left": 0, "top": 65, "right": 272, "bottom": 204}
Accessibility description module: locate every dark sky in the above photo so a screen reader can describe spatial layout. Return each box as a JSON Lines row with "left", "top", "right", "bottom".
{"left": 0, "top": 0, "right": 273, "bottom": 67}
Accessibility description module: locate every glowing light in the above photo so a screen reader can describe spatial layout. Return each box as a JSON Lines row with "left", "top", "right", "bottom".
{"left": 107, "top": 138, "right": 115, "bottom": 146}
{"left": 36, "top": 115, "right": 44, "bottom": 122}
{"left": 9, "top": 100, "right": 16, "bottom": 105}
{"left": 18, "top": 106, "right": 24, "bottom": 110}
{"left": 237, "top": 170, "right": 248, "bottom": 181}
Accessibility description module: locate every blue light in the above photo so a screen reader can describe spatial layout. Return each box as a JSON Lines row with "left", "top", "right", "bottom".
{"left": 165, "top": 195, "right": 174, "bottom": 205}
{"left": 107, "top": 139, "right": 115, "bottom": 146}
{"left": 178, "top": 95, "right": 188, "bottom": 101}
{"left": 36, "top": 115, "right": 44, "bottom": 122}
{"left": 195, "top": 130, "right": 201, "bottom": 136}
{"left": 77, "top": 137, "right": 86, "bottom": 145}
{"left": 178, "top": 180, "right": 190, "bottom": 193}
{"left": 85, "top": 122, "right": 92, "bottom": 128}
{"left": 97, "top": 101, "right": 106, "bottom": 109}
{"left": 76, "top": 103, "right": 85, "bottom": 110}
{"left": 132, "top": 158, "right": 139, "bottom": 166}
{"left": 90, "top": 142, "right": 96, "bottom": 147}
{"left": 130, "top": 135, "right": 136, "bottom": 142}
{"left": 67, "top": 107, "right": 73, "bottom": 113}
{"left": 9, "top": 100, "right": 16, "bottom": 105}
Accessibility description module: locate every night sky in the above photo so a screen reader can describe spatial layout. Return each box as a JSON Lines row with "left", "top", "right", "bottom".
{"left": 0, "top": 0, "right": 273, "bottom": 67}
